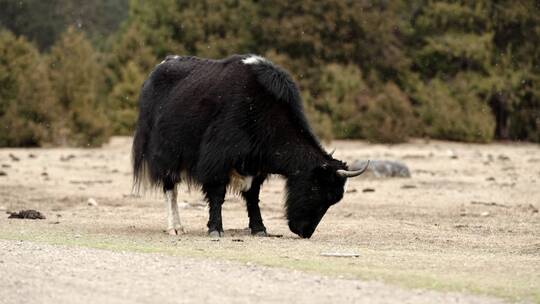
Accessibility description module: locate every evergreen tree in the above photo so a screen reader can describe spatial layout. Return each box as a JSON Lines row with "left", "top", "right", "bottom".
{"left": 0, "top": 0, "right": 129, "bottom": 50}
{"left": 48, "top": 27, "right": 109, "bottom": 146}
{"left": 407, "top": 1, "right": 496, "bottom": 142}
{"left": 0, "top": 30, "right": 59, "bottom": 146}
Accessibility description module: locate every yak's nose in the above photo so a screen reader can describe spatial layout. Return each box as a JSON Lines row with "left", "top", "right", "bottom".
{"left": 300, "top": 230, "right": 314, "bottom": 239}
{"left": 289, "top": 221, "right": 315, "bottom": 239}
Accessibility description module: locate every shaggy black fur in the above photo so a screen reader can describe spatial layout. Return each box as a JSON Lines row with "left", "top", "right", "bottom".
{"left": 132, "top": 54, "right": 351, "bottom": 238}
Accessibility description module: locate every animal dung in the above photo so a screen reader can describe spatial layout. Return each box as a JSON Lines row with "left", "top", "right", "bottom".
{"left": 320, "top": 252, "right": 360, "bottom": 258}
{"left": 8, "top": 209, "right": 46, "bottom": 220}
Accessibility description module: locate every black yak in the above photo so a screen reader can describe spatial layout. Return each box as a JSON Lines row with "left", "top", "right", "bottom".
{"left": 132, "top": 54, "right": 368, "bottom": 238}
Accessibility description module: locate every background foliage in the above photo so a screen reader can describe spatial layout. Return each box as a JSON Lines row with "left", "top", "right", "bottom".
{"left": 0, "top": 0, "right": 538, "bottom": 146}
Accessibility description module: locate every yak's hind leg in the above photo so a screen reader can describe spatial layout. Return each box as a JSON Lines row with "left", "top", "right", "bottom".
{"left": 241, "top": 175, "right": 268, "bottom": 236}
{"left": 164, "top": 181, "right": 185, "bottom": 235}
{"left": 202, "top": 183, "right": 227, "bottom": 237}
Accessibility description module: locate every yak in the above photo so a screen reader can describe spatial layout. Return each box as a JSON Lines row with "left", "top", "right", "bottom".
{"left": 132, "top": 54, "right": 368, "bottom": 239}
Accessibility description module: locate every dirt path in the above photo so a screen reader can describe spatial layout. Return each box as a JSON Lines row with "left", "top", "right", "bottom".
{"left": 0, "top": 240, "right": 505, "bottom": 304}
{"left": 0, "top": 137, "right": 539, "bottom": 302}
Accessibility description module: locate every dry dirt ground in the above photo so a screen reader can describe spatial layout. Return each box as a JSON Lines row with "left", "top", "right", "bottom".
{"left": 0, "top": 137, "right": 539, "bottom": 303}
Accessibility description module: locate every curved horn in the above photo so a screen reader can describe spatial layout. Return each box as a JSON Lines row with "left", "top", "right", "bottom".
{"left": 337, "top": 160, "right": 370, "bottom": 178}
{"left": 328, "top": 148, "right": 336, "bottom": 157}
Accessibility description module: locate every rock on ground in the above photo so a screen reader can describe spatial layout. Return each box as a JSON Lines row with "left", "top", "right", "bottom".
{"left": 350, "top": 160, "right": 411, "bottom": 178}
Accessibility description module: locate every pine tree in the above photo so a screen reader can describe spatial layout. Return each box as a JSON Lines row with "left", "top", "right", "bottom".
{"left": 48, "top": 26, "right": 109, "bottom": 146}
{"left": 0, "top": 30, "right": 59, "bottom": 146}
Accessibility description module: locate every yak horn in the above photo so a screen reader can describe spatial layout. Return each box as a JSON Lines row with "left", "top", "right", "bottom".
{"left": 337, "top": 160, "right": 370, "bottom": 178}
{"left": 329, "top": 149, "right": 336, "bottom": 156}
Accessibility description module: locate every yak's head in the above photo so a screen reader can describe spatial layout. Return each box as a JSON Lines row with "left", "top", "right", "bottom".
{"left": 285, "top": 159, "right": 369, "bottom": 238}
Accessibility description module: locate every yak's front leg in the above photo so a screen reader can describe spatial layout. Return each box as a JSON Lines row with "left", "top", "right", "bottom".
{"left": 242, "top": 175, "right": 267, "bottom": 236}
{"left": 203, "top": 183, "right": 227, "bottom": 237}
{"left": 164, "top": 186, "right": 186, "bottom": 235}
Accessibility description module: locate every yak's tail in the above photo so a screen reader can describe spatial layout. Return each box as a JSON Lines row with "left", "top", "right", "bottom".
{"left": 131, "top": 79, "right": 154, "bottom": 193}
{"left": 131, "top": 120, "right": 150, "bottom": 193}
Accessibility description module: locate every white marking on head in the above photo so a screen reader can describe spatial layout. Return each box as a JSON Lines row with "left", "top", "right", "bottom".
{"left": 242, "top": 55, "right": 268, "bottom": 65}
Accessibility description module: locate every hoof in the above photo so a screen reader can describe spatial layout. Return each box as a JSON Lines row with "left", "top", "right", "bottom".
{"left": 251, "top": 230, "right": 268, "bottom": 237}
{"left": 208, "top": 230, "right": 224, "bottom": 238}
{"left": 166, "top": 227, "right": 186, "bottom": 236}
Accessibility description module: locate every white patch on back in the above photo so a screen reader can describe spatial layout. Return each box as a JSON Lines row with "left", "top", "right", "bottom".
{"left": 241, "top": 55, "right": 268, "bottom": 65}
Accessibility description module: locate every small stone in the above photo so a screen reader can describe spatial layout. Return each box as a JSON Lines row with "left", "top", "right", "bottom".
{"left": 498, "top": 154, "right": 510, "bottom": 161}
{"left": 362, "top": 188, "right": 375, "bottom": 193}
{"left": 9, "top": 154, "right": 20, "bottom": 161}
{"left": 87, "top": 198, "right": 98, "bottom": 206}
{"left": 480, "top": 211, "right": 490, "bottom": 217}
{"left": 177, "top": 202, "right": 190, "bottom": 209}
{"left": 0, "top": 171, "right": 6, "bottom": 176}
{"left": 401, "top": 184, "right": 416, "bottom": 189}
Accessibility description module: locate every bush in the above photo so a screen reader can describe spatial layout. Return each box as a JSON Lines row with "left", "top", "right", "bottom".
{"left": 47, "top": 27, "right": 109, "bottom": 146}
{"left": 0, "top": 30, "right": 59, "bottom": 147}
{"left": 508, "top": 72, "right": 540, "bottom": 142}
{"left": 414, "top": 77, "right": 495, "bottom": 142}
{"left": 310, "top": 64, "right": 416, "bottom": 143}
{"left": 108, "top": 61, "right": 146, "bottom": 135}
{"left": 358, "top": 83, "right": 418, "bottom": 143}
{"left": 315, "top": 64, "right": 365, "bottom": 139}
{"left": 105, "top": 24, "right": 157, "bottom": 135}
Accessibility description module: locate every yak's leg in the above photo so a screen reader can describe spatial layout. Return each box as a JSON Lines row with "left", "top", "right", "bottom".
{"left": 164, "top": 183, "right": 185, "bottom": 235}
{"left": 203, "top": 183, "right": 227, "bottom": 237}
{"left": 242, "top": 175, "right": 267, "bottom": 236}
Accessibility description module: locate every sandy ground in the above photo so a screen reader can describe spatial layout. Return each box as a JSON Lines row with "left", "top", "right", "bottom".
{"left": 0, "top": 137, "right": 539, "bottom": 303}
{"left": 0, "top": 240, "right": 504, "bottom": 304}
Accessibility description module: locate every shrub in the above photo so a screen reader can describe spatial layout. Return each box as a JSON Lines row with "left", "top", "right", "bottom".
{"left": 108, "top": 61, "right": 146, "bottom": 135}
{"left": 358, "top": 83, "right": 418, "bottom": 143}
{"left": 47, "top": 27, "right": 109, "bottom": 146}
{"left": 0, "top": 30, "right": 59, "bottom": 147}
{"left": 414, "top": 77, "right": 495, "bottom": 142}
{"left": 311, "top": 64, "right": 416, "bottom": 143}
